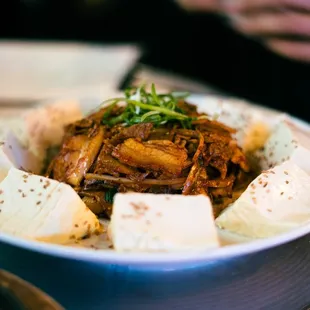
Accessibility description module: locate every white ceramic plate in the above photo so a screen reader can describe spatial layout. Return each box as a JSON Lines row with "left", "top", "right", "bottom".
{"left": 0, "top": 94, "right": 310, "bottom": 267}
{"left": 0, "top": 42, "right": 140, "bottom": 100}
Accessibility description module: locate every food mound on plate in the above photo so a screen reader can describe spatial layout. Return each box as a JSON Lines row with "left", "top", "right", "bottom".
{"left": 2, "top": 84, "right": 310, "bottom": 252}
{"left": 45, "top": 85, "right": 254, "bottom": 219}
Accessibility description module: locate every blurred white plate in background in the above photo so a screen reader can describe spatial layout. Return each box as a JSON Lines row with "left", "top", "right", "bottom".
{"left": 0, "top": 41, "right": 140, "bottom": 101}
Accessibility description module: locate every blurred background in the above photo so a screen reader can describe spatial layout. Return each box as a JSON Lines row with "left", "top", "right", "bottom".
{"left": 1, "top": 0, "right": 310, "bottom": 120}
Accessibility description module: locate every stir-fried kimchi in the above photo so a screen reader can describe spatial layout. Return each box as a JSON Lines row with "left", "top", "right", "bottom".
{"left": 45, "top": 85, "right": 254, "bottom": 218}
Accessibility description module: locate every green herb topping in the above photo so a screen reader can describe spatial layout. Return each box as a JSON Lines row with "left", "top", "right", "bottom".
{"left": 105, "top": 188, "right": 118, "bottom": 204}
{"left": 100, "top": 84, "right": 193, "bottom": 128}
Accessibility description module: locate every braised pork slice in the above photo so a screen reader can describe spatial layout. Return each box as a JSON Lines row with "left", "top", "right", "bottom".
{"left": 93, "top": 150, "right": 137, "bottom": 177}
{"left": 112, "top": 139, "right": 188, "bottom": 175}
{"left": 52, "top": 122, "right": 104, "bottom": 186}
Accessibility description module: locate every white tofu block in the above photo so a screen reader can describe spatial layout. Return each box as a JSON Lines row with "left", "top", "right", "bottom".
{"left": 11, "top": 99, "right": 83, "bottom": 159}
{"left": 216, "top": 161, "right": 310, "bottom": 238}
{"left": 0, "top": 168, "right": 100, "bottom": 244}
{"left": 190, "top": 95, "right": 272, "bottom": 150}
{"left": 109, "top": 193, "right": 219, "bottom": 252}
{"left": 0, "top": 131, "right": 41, "bottom": 182}
{"left": 258, "top": 120, "right": 310, "bottom": 174}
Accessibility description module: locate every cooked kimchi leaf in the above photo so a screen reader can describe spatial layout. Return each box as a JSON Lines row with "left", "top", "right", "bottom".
{"left": 120, "top": 123, "right": 153, "bottom": 140}
{"left": 81, "top": 191, "right": 113, "bottom": 217}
